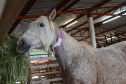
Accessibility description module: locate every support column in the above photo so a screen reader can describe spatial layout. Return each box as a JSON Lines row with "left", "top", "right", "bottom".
{"left": 88, "top": 14, "right": 96, "bottom": 48}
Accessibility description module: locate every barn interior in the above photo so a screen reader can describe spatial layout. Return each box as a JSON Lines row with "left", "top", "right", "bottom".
{"left": 0, "top": 0, "right": 126, "bottom": 84}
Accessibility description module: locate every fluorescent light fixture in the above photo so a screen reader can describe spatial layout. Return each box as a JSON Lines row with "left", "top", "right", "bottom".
{"left": 103, "top": 11, "right": 126, "bottom": 24}
{"left": 103, "top": 16, "right": 121, "bottom": 24}
{"left": 122, "top": 12, "right": 126, "bottom": 15}
{"left": 16, "top": 82, "right": 21, "bottom": 84}
{"left": 66, "top": 21, "right": 78, "bottom": 27}
{"left": 32, "top": 76, "right": 39, "bottom": 79}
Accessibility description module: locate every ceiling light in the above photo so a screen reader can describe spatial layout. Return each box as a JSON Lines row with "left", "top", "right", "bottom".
{"left": 66, "top": 21, "right": 78, "bottom": 28}
{"left": 122, "top": 12, "right": 126, "bottom": 15}
{"left": 103, "top": 16, "right": 121, "bottom": 24}
{"left": 103, "top": 11, "right": 126, "bottom": 24}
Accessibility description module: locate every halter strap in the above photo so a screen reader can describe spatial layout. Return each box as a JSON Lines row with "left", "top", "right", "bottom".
{"left": 25, "top": 32, "right": 45, "bottom": 50}
{"left": 48, "top": 21, "right": 53, "bottom": 31}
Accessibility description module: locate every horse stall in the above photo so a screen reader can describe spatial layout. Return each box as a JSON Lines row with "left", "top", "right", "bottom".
{"left": 1, "top": 0, "right": 126, "bottom": 84}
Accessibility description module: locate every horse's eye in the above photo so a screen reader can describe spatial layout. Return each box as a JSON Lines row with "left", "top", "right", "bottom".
{"left": 40, "top": 23, "right": 44, "bottom": 27}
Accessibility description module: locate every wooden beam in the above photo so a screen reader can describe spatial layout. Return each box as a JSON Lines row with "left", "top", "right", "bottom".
{"left": 62, "top": 0, "right": 80, "bottom": 11}
{"left": 27, "top": 54, "right": 32, "bottom": 84}
{"left": 8, "top": 0, "right": 36, "bottom": 34}
{"left": 67, "top": 2, "right": 126, "bottom": 34}
{"left": 80, "top": 24, "right": 126, "bottom": 41}
{"left": 71, "top": 27, "right": 88, "bottom": 36}
{"left": 15, "top": 5, "right": 126, "bottom": 19}
{"left": 56, "top": 0, "right": 71, "bottom": 11}
{"left": 30, "top": 56, "right": 56, "bottom": 61}
{"left": 31, "top": 64, "right": 59, "bottom": 68}
{"left": 32, "top": 71, "right": 62, "bottom": 76}
{"left": 0, "top": 0, "right": 26, "bottom": 42}
{"left": 15, "top": 10, "right": 126, "bottom": 20}
{"left": 55, "top": 0, "right": 80, "bottom": 18}
{"left": 61, "top": 0, "right": 112, "bottom": 28}
{"left": 70, "top": 11, "right": 120, "bottom": 16}
{"left": 98, "top": 26, "right": 126, "bottom": 33}
{"left": 78, "top": 10, "right": 126, "bottom": 41}
{"left": 32, "top": 78, "right": 62, "bottom": 83}
{"left": 70, "top": 22, "right": 102, "bottom": 36}
{"left": 31, "top": 65, "right": 61, "bottom": 72}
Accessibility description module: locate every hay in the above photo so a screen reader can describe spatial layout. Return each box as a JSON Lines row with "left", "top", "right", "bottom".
{"left": 0, "top": 35, "right": 29, "bottom": 84}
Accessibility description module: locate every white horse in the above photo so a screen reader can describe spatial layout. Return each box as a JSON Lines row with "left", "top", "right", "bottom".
{"left": 17, "top": 9, "right": 126, "bottom": 84}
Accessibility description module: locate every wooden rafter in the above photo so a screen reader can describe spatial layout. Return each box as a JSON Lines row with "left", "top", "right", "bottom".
{"left": 78, "top": 10, "right": 126, "bottom": 41}
{"left": 69, "top": 2, "right": 126, "bottom": 35}
{"left": 56, "top": 0, "right": 71, "bottom": 11}
{"left": 61, "top": 0, "right": 112, "bottom": 28}
{"left": 15, "top": 7, "right": 126, "bottom": 19}
{"left": 79, "top": 24, "right": 126, "bottom": 41}
{"left": 98, "top": 26, "right": 125, "bottom": 33}
{"left": 55, "top": 0, "right": 80, "bottom": 18}
{"left": 8, "top": 0, "right": 71, "bottom": 34}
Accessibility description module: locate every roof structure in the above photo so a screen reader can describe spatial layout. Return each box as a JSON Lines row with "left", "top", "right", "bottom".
{"left": 8, "top": 0, "right": 126, "bottom": 47}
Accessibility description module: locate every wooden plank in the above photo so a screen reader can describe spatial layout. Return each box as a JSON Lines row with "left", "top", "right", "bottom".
{"left": 27, "top": 53, "right": 32, "bottom": 84}
{"left": 31, "top": 65, "right": 61, "bottom": 72}
{"left": 16, "top": 5, "right": 126, "bottom": 19}
{"left": 0, "top": 0, "right": 26, "bottom": 42}
{"left": 32, "top": 71, "right": 62, "bottom": 76}
{"left": 31, "top": 64, "right": 59, "bottom": 68}
{"left": 32, "top": 78, "right": 62, "bottom": 83}
{"left": 30, "top": 56, "right": 56, "bottom": 61}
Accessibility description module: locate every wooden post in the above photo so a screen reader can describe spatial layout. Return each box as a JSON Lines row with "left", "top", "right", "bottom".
{"left": 48, "top": 48, "right": 53, "bottom": 84}
{"left": 110, "top": 33, "right": 113, "bottom": 44}
{"left": 104, "top": 35, "right": 108, "bottom": 46}
{"left": 27, "top": 53, "right": 32, "bottom": 84}
{"left": 115, "top": 32, "right": 121, "bottom": 42}
{"left": 0, "top": 0, "right": 26, "bottom": 42}
{"left": 96, "top": 39, "right": 100, "bottom": 48}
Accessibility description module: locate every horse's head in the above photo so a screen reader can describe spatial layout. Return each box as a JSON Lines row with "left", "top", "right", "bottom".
{"left": 16, "top": 9, "right": 57, "bottom": 54}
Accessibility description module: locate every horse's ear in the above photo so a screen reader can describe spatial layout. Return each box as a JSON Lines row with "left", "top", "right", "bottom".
{"left": 48, "top": 9, "right": 56, "bottom": 21}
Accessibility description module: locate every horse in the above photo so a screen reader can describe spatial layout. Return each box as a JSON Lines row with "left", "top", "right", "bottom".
{"left": 16, "top": 9, "right": 126, "bottom": 84}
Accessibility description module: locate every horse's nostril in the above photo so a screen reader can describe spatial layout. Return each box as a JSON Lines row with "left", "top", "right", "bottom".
{"left": 19, "top": 39, "right": 25, "bottom": 46}
{"left": 17, "top": 38, "right": 31, "bottom": 54}
{"left": 18, "top": 39, "right": 26, "bottom": 50}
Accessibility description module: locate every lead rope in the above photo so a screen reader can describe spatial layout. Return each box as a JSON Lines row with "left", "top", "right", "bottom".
{"left": 48, "top": 21, "right": 53, "bottom": 31}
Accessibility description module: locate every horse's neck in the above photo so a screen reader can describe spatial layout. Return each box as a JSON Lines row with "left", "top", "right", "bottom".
{"left": 51, "top": 29, "right": 95, "bottom": 69}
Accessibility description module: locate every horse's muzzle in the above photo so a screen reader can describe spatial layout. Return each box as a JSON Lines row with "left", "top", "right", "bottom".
{"left": 16, "top": 39, "right": 31, "bottom": 54}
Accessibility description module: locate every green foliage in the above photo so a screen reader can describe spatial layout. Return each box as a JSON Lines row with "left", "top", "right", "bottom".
{"left": 0, "top": 35, "right": 29, "bottom": 84}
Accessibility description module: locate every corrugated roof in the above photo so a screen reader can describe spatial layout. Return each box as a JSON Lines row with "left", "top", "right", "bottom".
{"left": 11, "top": 0, "right": 126, "bottom": 44}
